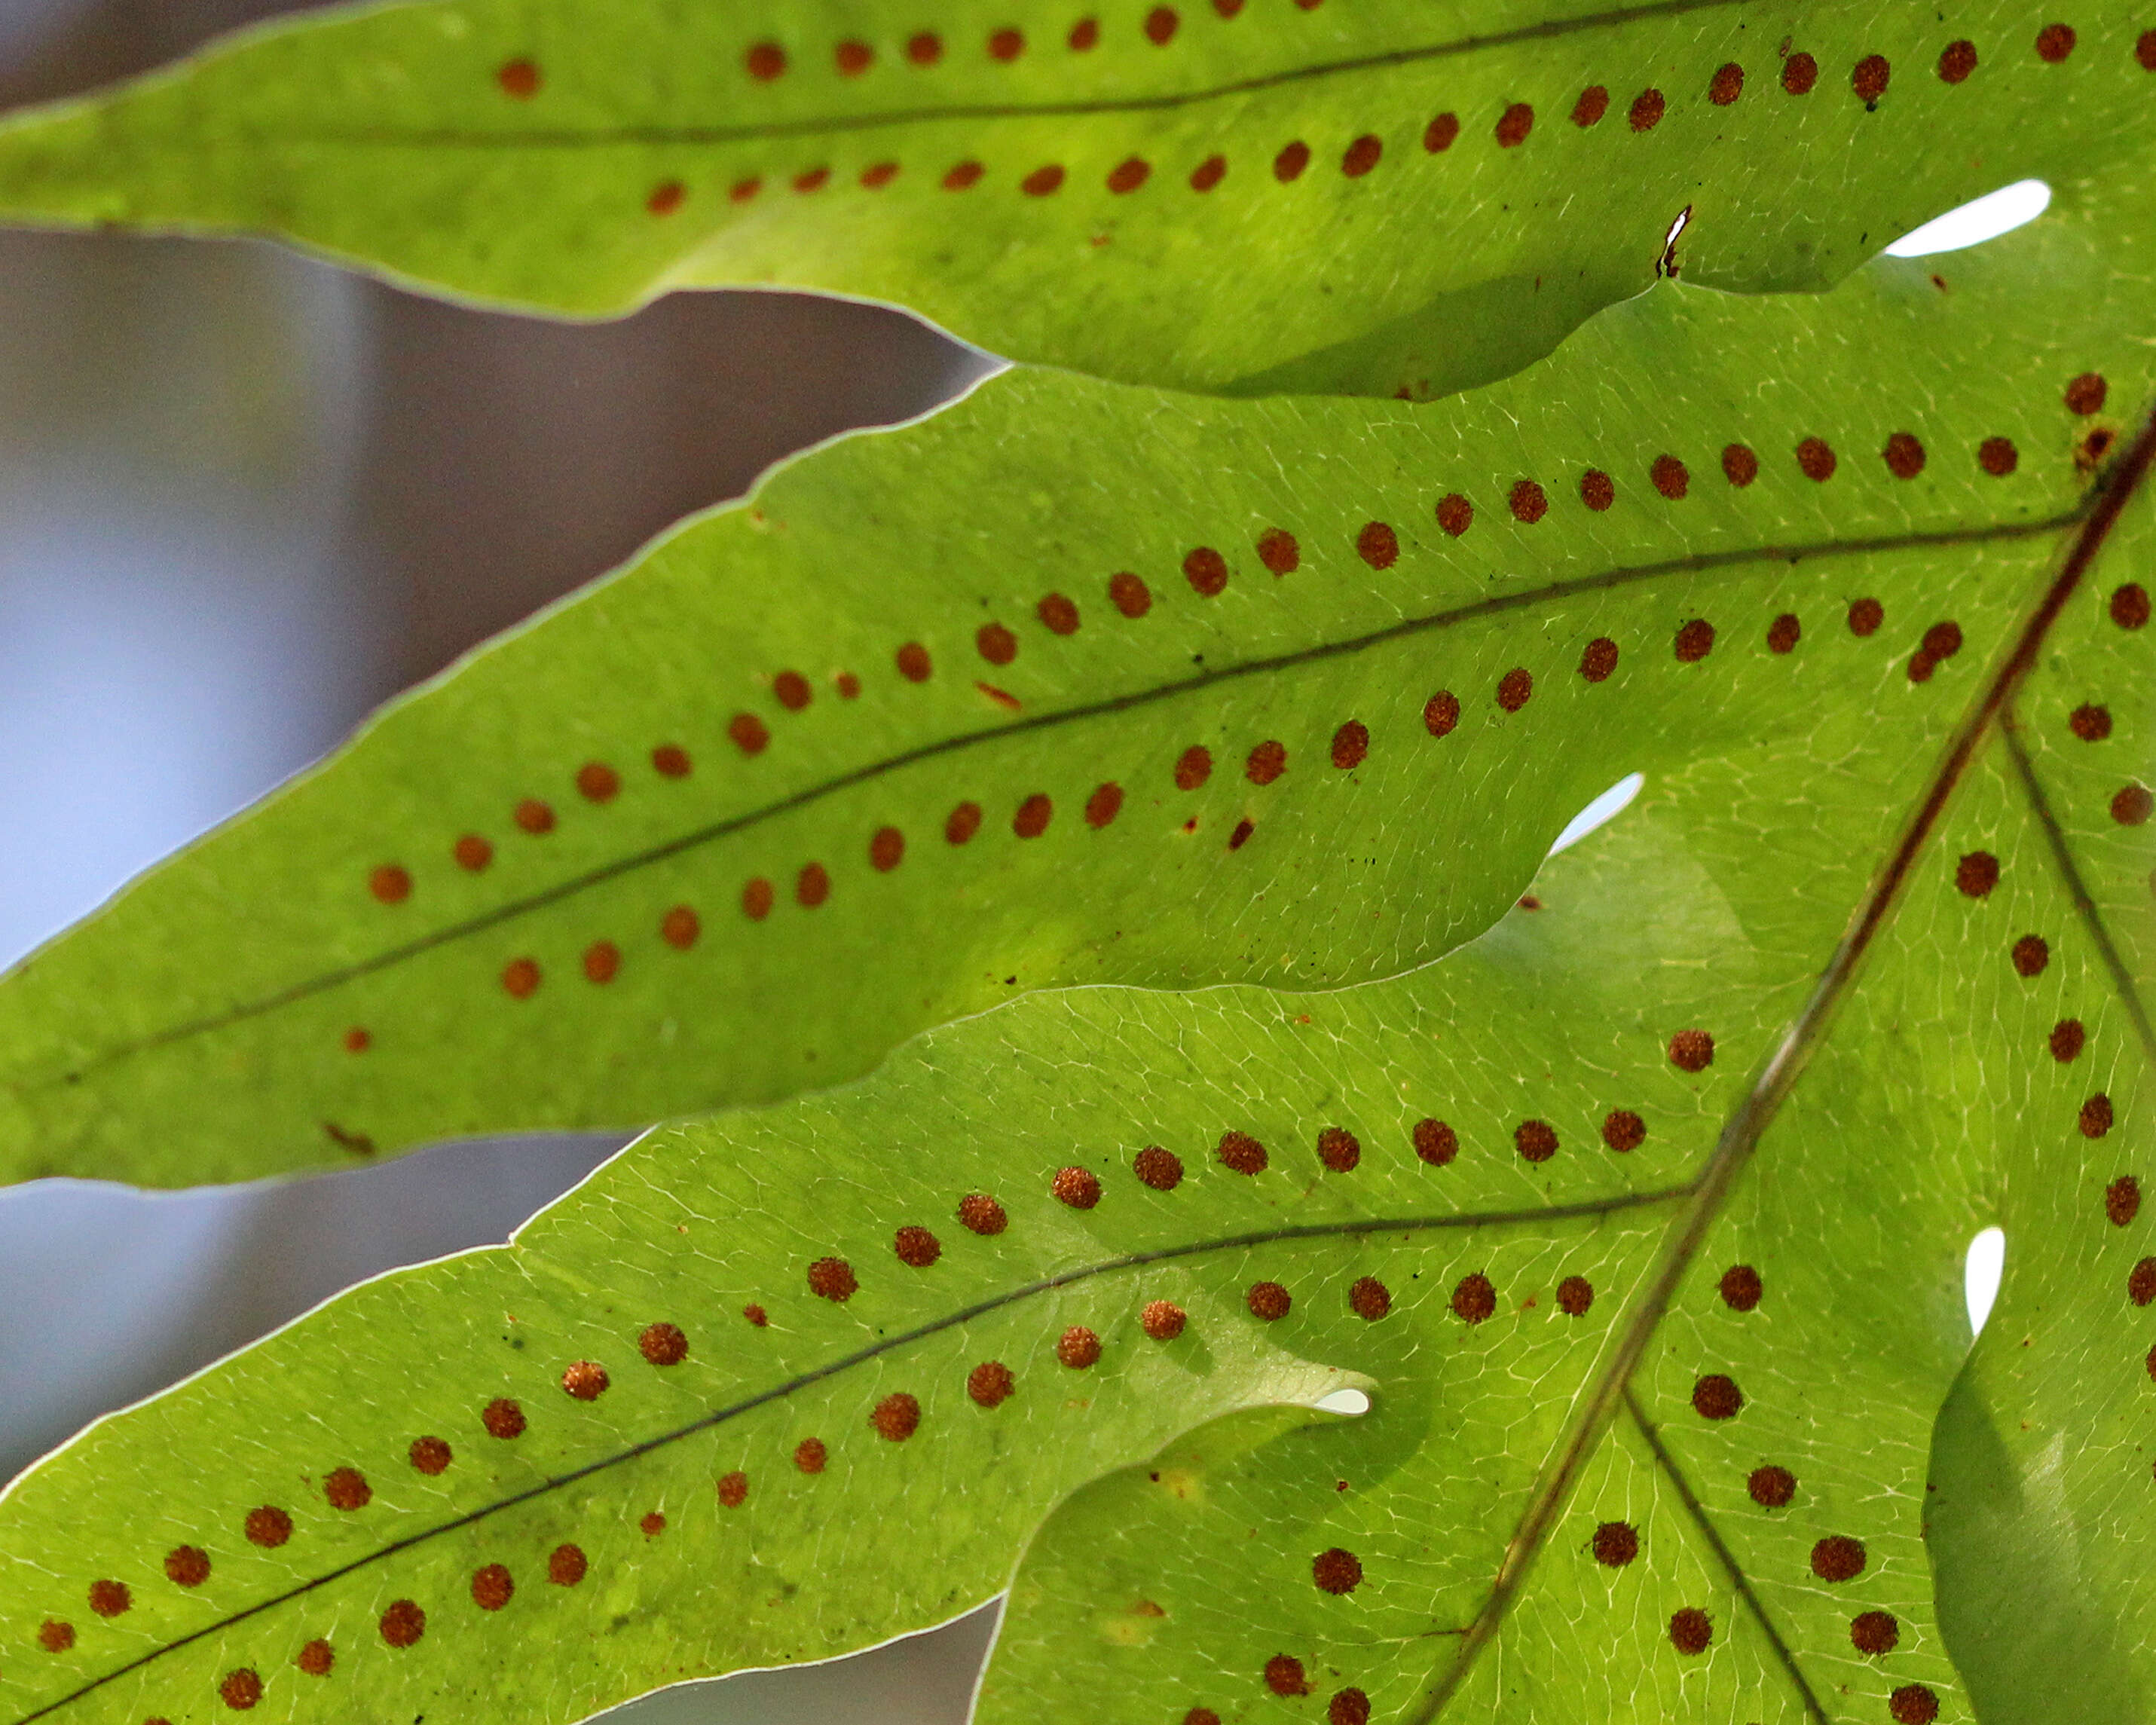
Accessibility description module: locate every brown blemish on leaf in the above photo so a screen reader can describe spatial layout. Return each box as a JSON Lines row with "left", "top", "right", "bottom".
{"left": 1601, "top": 1110, "right": 1645, "bottom": 1152}
{"left": 369, "top": 865, "right": 411, "bottom": 905}
{"left": 378, "top": 1599, "right": 425, "bottom": 1647}
{"left": 1414, "top": 1118, "right": 1459, "bottom": 1164}
{"left": 1436, "top": 493, "right": 1473, "bottom": 536}
{"left": 582, "top": 941, "right": 621, "bottom": 984}
{"left": 2012, "top": 934, "right": 2050, "bottom": 977}
{"left": 454, "top": 833, "right": 493, "bottom": 872}
{"left": 895, "top": 642, "right": 933, "bottom": 681}
{"left": 471, "top": 1564, "right": 512, "bottom": 1610}
{"left": 1255, "top": 528, "right": 1300, "bottom": 574}
{"left": 1508, "top": 480, "right": 1548, "bottom": 523}
{"left": 576, "top": 761, "right": 622, "bottom": 802}
{"left": 1133, "top": 1146, "right": 1184, "bottom": 1190}
{"left": 1766, "top": 612, "right": 1802, "bottom": 653}
{"left": 497, "top": 58, "right": 540, "bottom": 98}
{"left": 1495, "top": 102, "right": 1534, "bottom": 145}
{"left": 1424, "top": 112, "right": 1461, "bottom": 151}
{"left": 1891, "top": 1684, "right": 1940, "bottom": 1725}
{"left": 873, "top": 1393, "right": 922, "bottom": 1439}
{"left": 650, "top": 744, "right": 690, "bottom": 778}
{"left": 2113, "top": 785, "right": 2154, "bottom": 824}
{"left": 1674, "top": 619, "right": 1714, "bottom": 662}
{"left": 1068, "top": 17, "right": 1099, "bottom": 49}
{"left": 1592, "top": 1521, "right": 1638, "bottom": 1566}
{"left": 1424, "top": 691, "right": 1461, "bottom": 735}
{"left": 638, "top": 1323, "right": 687, "bottom": 1367}
{"left": 1710, "top": 61, "right": 1744, "bottom": 102}
{"left": 1852, "top": 1610, "right": 1900, "bottom": 1654}
{"left": 1580, "top": 469, "right": 1615, "bottom": 509}
{"left": 1328, "top": 1690, "right": 1371, "bottom": 1725}
{"left": 1572, "top": 86, "right": 1610, "bottom": 125}
{"left": 968, "top": 1362, "right": 1015, "bottom": 1406}
{"left": 561, "top": 1361, "right": 610, "bottom": 1401}
{"left": 245, "top": 1506, "right": 292, "bottom": 1547}
{"left": 2050, "top": 1018, "right": 2086, "bottom": 1062}
{"left": 1956, "top": 852, "right": 2000, "bottom": 898}
{"left": 1580, "top": 638, "right": 1619, "bottom": 681}
{"left": 2066, "top": 372, "right": 2108, "bottom": 414}
{"left": 1748, "top": 1464, "right": 1797, "bottom": 1507}
{"left": 639, "top": 1512, "right": 665, "bottom": 1538}
{"left": 1057, "top": 1326, "right": 1102, "bottom": 1368}
{"left": 1084, "top": 783, "right": 1124, "bottom": 829}
{"left": 548, "top": 1544, "right": 587, "bottom": 1586}
{"left": 219, "top": 1668, "right": 261, "bottom": 1709}
{"left": 1107, "top": 156, "right": 1151, "bottom": 193}
{"left": 1341, "top": 134, "right": 1382, "bottom": 176}
{"left": 977, "top": 623, "right": 1017, "bottom": 665}
{"left": 36, "top": 1620, "right": 75, "bottom": 1653}
{"left": 1668, "top": 1029, "right": 1714, "bottom": 1072}
{"left": 1183, "top": 547, "right": 1229, "bottom": 595}
{"left": 1109, "top": 571, "right": 1152, "bottom": 617}
{"left": 1628, "top": 87, "right": 1665, "bottom": 129}
{"left": 1668, "top": 1608, "right": 1713, "bottom": 1655}
{"left": 729, "top": 713, "right": 769, "bottom": 755}
{"left": 1797, "top": 437, "right": 1837, "bottom": 481}
{"left": 1274, "top": 140, "right": 1310, "bottom": 180}
{"left": 2113, "top": 583, "right": 2151, "bottom": 629}
{"left": 1852, "top": 52, "right": 1891, "bottom": 100}
{"left": 1311, "top": 1548, "right": 1362, "bottom": 1593}
{"left": 1247, "top": 1281, "right": 1292, "bottom": 1320}
{"left": 1883, "top": 433, "right": 1926, "bottom": 478}
{"left": 408, "top": 1435, "right": 452, "bottom": 1476}
{"left": 513, "top": 799, "right": 555, "bottom": 837}
{"left": 86, "top": 1580, "right": 129, "bottom": 1619}
{"left": 1356, "top": 521, "right": 1399, "bottom": 569}
{"left": 1719, "top": 1265, "right": 1763, "bottom": 1311}
{"left": 1330, "top": 721, "right": 1370, "bottom": 770}
{"left": 945, "top": 802, "right": 983, "bottom": 845}
{"left": 1317, "top": 1127, "right": 1362, "bottom": 1171}
{"left": 482, "top": 1398, "right": 525, "bottom": 1439}
{"left": 164, "top": 1546, "right": 210, "bottom": 1587}
{"left": 295, "top": 1639, "right": 333, "bottom": 1676}
{"left": 743, "top": 1304, "right": 769, "bottom": 1327}
{"left": 745, "top": 41, "right": 786, "bottom": 80}
{"left": 343, "top": 1028, "right": 371, "bottom": 1055}
{"left": 1718, "top": 445, "right": 1761, "bottom": 488}
{"left": 1190, "top": 154, "right": 1228, "bottom": 190}
{"left": 1650, "top": 455, "right": 1690, "bottom": 499}
{"left": 2106, "top": 1176, "right": 2140, "bottom": 1226}
{"left": 1692, "top": 1374, "right": 1743, "bottom": 1419}
{"left": 1021, "top": 165, "right": 1066, "bottom": 197}
{"left": 895, "top": 1225, "right": 942, "bottom": 1267}
{"left": 1054, "top": 1167, "right": 1102, "bottom": 1208}
{"left": 2035, "top": 22, "right": 2076, "bottom": 60}
{"left": 2069, "top": 704, "right": 2112, "bottom": 742}
{"left": 1185, "top": 1712, "right": 1222, "bottom": 1725}
{"left": 796, "top": 862, "right": 831, "bottom": 907}
{"left": 1938, "top": 38, "right": 1977, "bottom": 81}
{"left": 2126, "top": 1258, "right": 2156, "bottom": 1306}
{"left": 1143, "top": 1299, "right": 1188, "bottom": 1339}
{"left": 2080, "top": 1093, "right": 2115, "bottom": 1137}
{"left": 1350, "top": 1276, "right": 1391, "bottom": 1320}
{"left": 959, "top": 1193, "right": 1008, "bottom": 1234}
{"left": 795, "top": 1437, "right": 828, "bottom": 1473}
{"left": 1497, "top": 668, "right": 1534, "bottom": 711}
{"left": 1558, "top": 1275, "right": 1595, "bottom": 1315}
{"left": 1811, "top": 1534, "right": 1867, "bottom": 1581}
{"left": 1451, "top": 1273, "right": 1497, "bottom": 1323}
{"left": 323, "top": 1467, "right": 371, "bottom": 1510}
{"left": 501, "top": 957, "right": 541, "bottom": 999}
{"left": 717, "top": 1470, "right": 749, "bottom": 1508}
{"left": 808, "top": 1257, "right": 859, "bottom": 1301}
{"left": 1265, "top": 1655, "right": 1312, "bottom": 1696}
{"left": 1979, "top": 436, "right": 2020, "bottom": 476}
{"left": 1219, "top": 1130, "right": 1268, "bottom": 1173}
{"left": 1515, "top": 1120, "right": 1558, "bottom": 1163}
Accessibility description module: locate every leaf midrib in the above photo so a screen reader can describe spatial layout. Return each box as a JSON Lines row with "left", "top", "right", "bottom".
{"left": 100, "top": 0, "right": 1753, "bottom": 153}
{"left": 1414, "top": 421, "right": 2156, "bottom": 1720}
{"left": 32, "top": 512, "right": 2078, "bottom": 1093}
{"left": 8, "top": 1185, "right": 1693, "bottom": 1725}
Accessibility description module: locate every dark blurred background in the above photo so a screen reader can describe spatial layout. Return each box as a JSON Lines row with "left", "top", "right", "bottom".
{"left": 0, "top": 2, "right": 999, "bottom": 1717}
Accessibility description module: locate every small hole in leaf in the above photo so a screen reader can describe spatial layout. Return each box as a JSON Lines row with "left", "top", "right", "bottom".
{"left": 1965, "top": 1227, "right": 2005, "bottom": 1333}
{"left": 1549, "top": 773, "right": 1643, "bottom": 855}
{"left": 1885, "top": 179, "right": 2050, "bottom": 256}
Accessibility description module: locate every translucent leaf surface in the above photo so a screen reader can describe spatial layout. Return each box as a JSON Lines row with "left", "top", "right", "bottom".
{"left": 1, "top": 196, "right": 2142, "bottom": 1188}
{"left": 3, "top": 196, "right": 2153, "bottom": 1719}
{"left": 0, "top": 0, "right": 2152, "bottom": 391}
